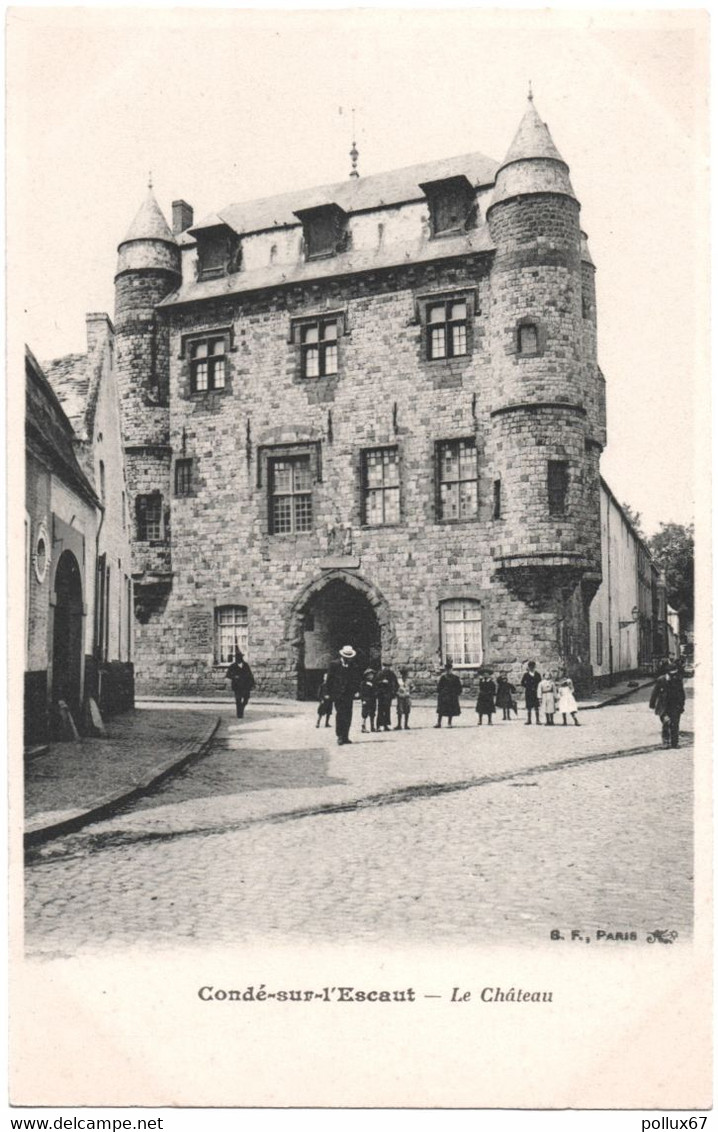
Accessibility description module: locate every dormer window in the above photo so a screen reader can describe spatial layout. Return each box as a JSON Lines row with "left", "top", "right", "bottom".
{"left": 191, "top": 222, "right": 241, "bottom": 281}
{"left": 420, "top": 175, "right": 476, "bottom": 237}
{"left": 294, "top": 203, "right": 347, "bottom": 260}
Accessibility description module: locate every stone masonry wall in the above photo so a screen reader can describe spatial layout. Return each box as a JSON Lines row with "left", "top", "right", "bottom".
{"left": 129, "top": 247, "right": 600, "bottom": 698}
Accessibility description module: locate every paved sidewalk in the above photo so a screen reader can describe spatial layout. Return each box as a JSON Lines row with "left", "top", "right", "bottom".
{"left": 25, "top": 708, "right": 220, "bottom": 846}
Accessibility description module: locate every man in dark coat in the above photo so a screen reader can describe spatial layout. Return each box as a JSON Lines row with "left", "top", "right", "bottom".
{"left": 375, "top": 664, "right": 398, "bottom": 732}
{"left": 325, "top": 645, "right": 362, "bottom": 745}
{"left": 521, "top": 660, "right": 542, "bottom": 725}
{"left": 225, "top": 650, "right": 255, "bottom": 719}
{"left": 649, "top": 663, "right": 686, "bottom": 749}
{"left": 435, "top": 660, "right": 462, "bottom": 728}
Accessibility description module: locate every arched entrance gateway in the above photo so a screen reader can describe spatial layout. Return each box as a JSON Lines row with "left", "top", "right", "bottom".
{"left": 51, "top": 550, "right": 84, "bottom": 730}
{"left": 289, "top": 572, "right": 393, "bottom": 700}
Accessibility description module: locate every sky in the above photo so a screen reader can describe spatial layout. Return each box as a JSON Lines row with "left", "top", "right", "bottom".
{"left": 9, "top": 8, "right": 708, "bottom": 536}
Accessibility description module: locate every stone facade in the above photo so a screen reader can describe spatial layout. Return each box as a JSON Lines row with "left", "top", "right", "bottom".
{"left": 115, "top": 99, "right": 612, "bottom": 697}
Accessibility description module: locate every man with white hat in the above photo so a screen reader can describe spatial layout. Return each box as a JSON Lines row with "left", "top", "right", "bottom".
{"left": 324, "top": 645, "right": 361, "bottom": 745}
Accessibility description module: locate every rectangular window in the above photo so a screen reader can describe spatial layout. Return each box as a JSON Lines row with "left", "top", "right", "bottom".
{"left": 437, "top": 439, "right": 478, "bottom": 521}
{"left": 428, "top": 300, "right": 468, "bottom": 360}
{"left": 547, "top": 461, "right": 569, "bottom": 516}
{"left": 269, "top": 455, "right": 313, "bottom": 534}
{"left": 175, "top": 459, "right": 193, "bottom": 496}
{"left": 215, "top": 606, "right": 249, "bottom": 665}
{"left": 137, "top": 494, "right": 163, "bottom": 541}
{"left": 190, "top": 336, "right": 226, "bottom": 393}
{"left": 441, "top": 599, "right": 483, "bottom": 667}
{"left": 362, "top": 447, "right": 400, "bottom": 526}
{"left": 596, "top": 621, "right": 604, "bottom": 667}
{"left": 493, "top": 479, "right": 502, "bottom": 519}
{"left": 518, "top": 323, "right": 539, "bottom": 355}
{"left": 301, "top": 319, "right": 338, "bottom": 378}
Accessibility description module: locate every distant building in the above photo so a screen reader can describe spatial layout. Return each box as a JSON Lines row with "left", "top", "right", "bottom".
{"left": 25, "top": 316, "right": 134, "bottom": 748}
{"left": 588, "top": 480, "right": 669, "bottom": 682}
{"left": 106, "top": 96, "right": 607, "bottom": 697}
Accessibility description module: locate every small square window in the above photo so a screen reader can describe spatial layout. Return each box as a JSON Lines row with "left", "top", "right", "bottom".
{"left": 175, "top": 459, "right": 193, "bottom": 496}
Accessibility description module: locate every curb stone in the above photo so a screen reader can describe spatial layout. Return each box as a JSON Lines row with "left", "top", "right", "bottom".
{"left": 24, "top": 717, "right": 221, "bottom": 849}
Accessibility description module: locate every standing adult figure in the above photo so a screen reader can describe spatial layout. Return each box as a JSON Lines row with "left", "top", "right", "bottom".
{"left": 649, "top": 662, "right": 686, "bottom": 749}
{"left": 475, "top": 672, "right": 497, "bottom": 725}
{"left": 521, "top": 661, "right": 542, "bottom": 725}
{"left": 495, "top": 673, "right": 516, "bottom": 721}
{"left": 225, "top": 650, "right": 255, "bottom": 719}
{"left": 435, "top": 659, "right": 463, "bottom": 728}
{"left": 375, "top": 664, "right": 398, "bottom": 732}
{"left": 325, "top": 645, "right": 362, "bottom": 745}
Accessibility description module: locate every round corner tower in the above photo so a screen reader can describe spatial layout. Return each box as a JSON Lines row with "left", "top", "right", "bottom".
{"left": 114, "top": 187, "right": 180, "bottom": 604}
{"left": 486, "top": 96, "right": 606, "bottom": 682}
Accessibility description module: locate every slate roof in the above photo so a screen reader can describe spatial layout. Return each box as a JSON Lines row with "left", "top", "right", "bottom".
{"left": 187, "top": 150, "right": 500, "bottom": 239}
{"left": 25, "top": 348, "right": 99, "bottom": 508}
{"left": 500, "top": 100, "right": 566, "bottom": 169}
{"left": 121, "top": 189, "right": 176, "bottom": 245}
{"left": 43, "top": 353, "right": 90, "bottom": 438}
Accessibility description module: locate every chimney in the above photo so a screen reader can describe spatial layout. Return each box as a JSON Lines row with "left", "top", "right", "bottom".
{"left": 172, "top": 200, "right": 194, "bottom": 235}
{"left": 86, "top": 312, "right": 113, "bottom": 355}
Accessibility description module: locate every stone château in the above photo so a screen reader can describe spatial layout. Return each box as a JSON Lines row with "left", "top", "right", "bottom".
{"left": 113, "top": 96, "right": 608, "bottom": 697}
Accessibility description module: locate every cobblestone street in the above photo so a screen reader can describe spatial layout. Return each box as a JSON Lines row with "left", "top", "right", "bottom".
{"left": 25, "top": 688, "right": 694, "bottom": 957}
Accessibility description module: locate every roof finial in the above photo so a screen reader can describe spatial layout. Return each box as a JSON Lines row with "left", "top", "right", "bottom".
{"left": 349, "top": 108, "right": 359, "bottom": 179}
{"left": 148, "top": 170, "right": 153, "bottom": 191}
{"left": 527, "top": 80, "right": 533, "bottom": 102}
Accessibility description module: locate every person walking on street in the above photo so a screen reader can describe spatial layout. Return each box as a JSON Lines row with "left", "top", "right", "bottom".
{"left": 649, "top": 662, "right": 686, "bottom": 749}
{"left": 539, "top": 671, "right": 558, "bottom": 725}
{"left": 325, "top": 645, "right": 362, "bottom": 745}
{"left": 225, "top": 650, "right": 255, "bottom": 719}
{"left": 475, "top": 672, "right": 497, "bottom": 725}
{"left": 395, "top": 667, "right": 412, "bottom": 730}
{"left": 375, "top": 664, "right": 398, "bottom": 732}
{"left": 435, "top": 659, "right": 462, "bottom": 728}
{"left": 557, "top": 671, "right": 580, "bottom": 726}
{"left": 521, "top": 661, "right": 542, "bottom": 725}
{"left": 316, "top": 673, "right": 333, "bottom": 728}
{"left": 495, "top": 673, "right": 516, "bottom": 721}
{"left": 359, "top": 669, "right": 377, "bottom": 733}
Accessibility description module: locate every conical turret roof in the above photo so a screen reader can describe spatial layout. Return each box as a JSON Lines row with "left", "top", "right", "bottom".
{"left": 500, "top": 98, "right": 566, "bottom": 169}
{"left": 489, "top": 96, "right": 577, "bottom": 210}
{"left": 120, "top": 189, "right": 176, "bottom": 245}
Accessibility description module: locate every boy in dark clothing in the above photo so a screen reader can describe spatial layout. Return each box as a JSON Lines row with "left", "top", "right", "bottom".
{"left": 316, "top": 674, "right": 333, "bottom": 728}
{"left": 521, "top": 661, "right": 542, "bottom": 725}
{"left": 360, "top": 669, "right": 377, "bottom": 733}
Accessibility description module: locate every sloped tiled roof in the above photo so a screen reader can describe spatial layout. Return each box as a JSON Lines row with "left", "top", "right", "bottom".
{"left": 43, "top": 353, "right": 90, "bottom": 438}
{"left": 188, "top": 150, "right": 500, "bottom": 239}
{"left": 25, "top": 348, "right": 99, "bottom": 508}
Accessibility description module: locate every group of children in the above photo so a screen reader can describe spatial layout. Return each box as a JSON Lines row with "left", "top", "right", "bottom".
{"left": 317, "top": 660, "right": 581, "bottom": 731}
{"left": 475, "top": 667, "right": 580, "bottom": 726}
{"left": 317, "top": 665, "right": 413, "bottom": 732}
